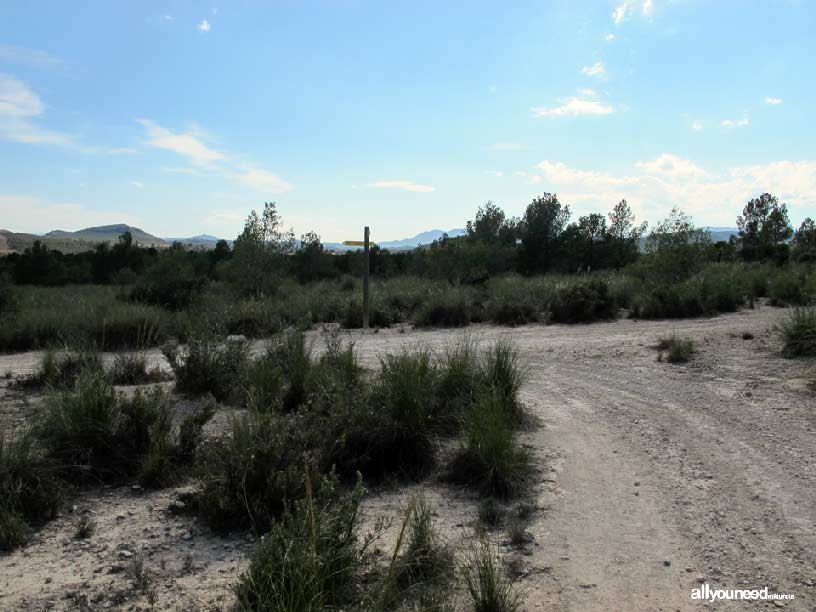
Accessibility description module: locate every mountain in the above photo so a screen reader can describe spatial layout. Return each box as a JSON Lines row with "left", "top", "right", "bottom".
{"left": 378, "top": 228, "right": 466, "bottom": 249}
{"left": 164, "top": 234, "right": 230, "bottom": 248}
{"left": 45, "top": 224, "right": 167, "bottom": 247}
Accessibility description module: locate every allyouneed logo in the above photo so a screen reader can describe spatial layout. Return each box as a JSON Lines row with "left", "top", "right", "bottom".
{"left": 691, "top": 583, "right": 795, "bottom": 603}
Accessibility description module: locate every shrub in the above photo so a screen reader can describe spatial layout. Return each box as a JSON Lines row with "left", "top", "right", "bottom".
{"left": 448, "top": 394, "right": 531, "bottom": 499}
{"left": 17, "top": 348, "right": 104, "bottom": 389}
{"left": 482, "top": 341, "right": 526, "bottom": 423}
{"left": 463, "top": 539, "right": 521, "bottom": 612}
{"left": 0, "top": 430, "right": 63, "bottom": 551}
{"left": 163, "top": 335, "right": 248, "bottom": 402}
{"left": 414, "top": 290, "right": 472, "bottom": 328}
{"left": 656, "top": 333, "right": 695, "bottom": 363}
{"left": 376, "top": 349, "right": 440, "bottom": 432}
{"left": 234, "top": 474, "right": 364, "bottom": 612}
{"left": 778, "top": 307, "right": 816, "bottom": 356}
{"left": 196, "top": 411, "right": 312, "bottom": 532}
{"left": 769, "top": 268, "right": 811, "bottom": 306}
{"left": 549, "top": 279, "right": 616, "bottom": 323}
{"left": 478, "top": 497, "right": 503, "bottom": 528}
{"left": 487, "top": 300, "right": 539, "bottom": 326}
{"left": 436, "top": 338, "right": 482, "bottom": 433}
{"left": 110, "top": 351, "right": 168, "bottom": 385}
{"left": 0, "top": 273, "right": 17, "bottom": 318}
{"left": 395, "top": 494, "right": 454, "bottom": 589}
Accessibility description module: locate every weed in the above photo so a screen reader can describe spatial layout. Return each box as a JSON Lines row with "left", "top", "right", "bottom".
{"left": 463, "top": 538, "right": 521, "bottom": 612}
{"left": 478, "top": 498, "right": 503, "bottom": 528}
{"left": 74, "top": 513, "right": 96, "bottom": 539}
{"left": 778, "top": 306, "right": 816, "bottom": 356}
{"left": 163, "top": 334, "right": 248, "bottom": 402}
{"left": 396, "top": 494, "right": 454, "bottom": 589}
{"left": 110, "top": 352, "right": 168, "bottom": 385}
{"left": 656, "top": 333, "right": 695, "bottom": 363}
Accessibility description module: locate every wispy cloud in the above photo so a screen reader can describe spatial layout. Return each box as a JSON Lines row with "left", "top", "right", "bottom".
{"left": 137, "top": 119, "right": 225, "bottom": 165}
{"left": 691, "top": 120, "right": 703, "bottom": 132}
{"left": 0, "top": 73, "right": 78, "bottom": 148}
{"left": 232, "top": 168, "right": 293, "bottom": 194}
{"left": 198, "top": 20, "right": 211, "bottom": 32}
{"left": 485, "top": 171, "right": 503, "bottom": 177}
{"left": 532, "top": 94, "right": 614, "bottom": 118}
{"left": 526, "top": 154, "right": 816, "bottom": 226}
{"left": 613, "top": 0, "right": 653, "bottom": 25}
{"left": 0, "top": 45, "right": 62, "bottom": 67}
{"left": 763, "top": 97, "right": 783, "bottom": 105}
{"left": 605, "top": 33, "right": 616, "bottom": 42}
{"left": 488, "top": 142, "right": 525, "bottom": 151}
{"left": 368, "top": 180, "right": 436, "bottom": 193}
{"left": 581, "top": 61, "right": 606, "bottom": 78}
{"left": 130, "top": 180, "right": 144, "bottom": 189}
{"left": 721, "top": 114, "right": 749, "bottom": 128}
{"left": 0, "top": 194, "right": 142, "bottom": 233}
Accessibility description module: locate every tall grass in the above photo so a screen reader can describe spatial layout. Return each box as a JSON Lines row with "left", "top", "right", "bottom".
{"left": 463, "top": 539, "right": 521, "bottom": 612}
{"left": 778, "top": 307, "right": 816, "bottom": 356}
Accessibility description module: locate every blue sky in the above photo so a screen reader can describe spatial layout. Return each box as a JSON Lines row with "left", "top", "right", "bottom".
{"left": 1, "top": 0, "right": 814, "bottom": 242}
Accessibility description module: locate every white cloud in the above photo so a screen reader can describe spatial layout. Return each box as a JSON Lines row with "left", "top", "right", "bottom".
{"left": 581, "top": 61, "right": 606, "bottom": 78}
{"left": 130, "top": 180, "right": 144, "bottom": 189}
{"left": 691, "top": 120, "right": 703, "bottom": 132}
{"left": 0, "top": 73, "right": 80, "bottom": 148}
{"left": 202, "top": 210, "right": 246, "bottom": 227}
{"left": 486, "top": 170, "right": 503, "bottom": 177}
{"left": 488, "top": 142, "right": 525, "bottom": 151}
{"left": 198, "top": 20, "right": 211, "bottom": 32}
{"left": 0, "top": 195, "right": 142, "bottom": 233}
{"left": 764, "top": 97, "right": 783, "bottom": 105}
{"left": 605, "top": 34, "right": 616, "bottom": 42}
{"left": 532, "top": 95, "right": 614, "bottom": 118}
{"left": 368, "top": 181, "right": 436, "bottom": 193}
{"left": 527, "top": 154, "right": 816, "bottom": 226}
{"left": 137, "top": 119, "right": 225, "bottom": 165}
{"left": 232, "top": 168, "right": 293, "bottom": 194}
{"left": 578, "top": 88, "right": 598, "bottom": 98}
{"left": 0, "top": 45, "right": 62, "bottom": 67}
{"left": 613, "top": 0, "right": 653, "bottom": 25}
{"left": 721, "top": 114, "right": 749, "bottom": 128}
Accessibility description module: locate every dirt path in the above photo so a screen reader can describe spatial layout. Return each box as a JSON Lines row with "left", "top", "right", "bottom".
{"left": 1, "top": 304, "right": 814, "bottom": 610}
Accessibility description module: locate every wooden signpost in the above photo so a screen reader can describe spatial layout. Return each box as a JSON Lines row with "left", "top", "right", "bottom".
{"left": 342, "top": 226, "right": 372, "bottom": 331}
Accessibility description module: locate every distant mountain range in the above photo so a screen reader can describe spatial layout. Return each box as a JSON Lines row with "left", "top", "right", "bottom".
{"left": 0, "top": 223, "right": 740, "bottom": 256}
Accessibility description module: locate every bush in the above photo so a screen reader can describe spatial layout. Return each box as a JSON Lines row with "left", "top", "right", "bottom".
{"left": 448, "top": 394, "right": 531, "bottom": 499}
{"left": 0, "top": 273, "right": 17, "bottom": 318}
{"left": 463, "top": 539, "right": 521, "bottom": 612}
{"left": 17, "top": 348, "right": 104, "bottom": 389}
{"left": 163, "top": 335, "right": 248, "bottom": 402}
{"left": 395, "top": 494, "right": 454, "bottom": 589}
{"left": 482, "top": 341, "right": 526, "bottom": 423}
{"left": 656, "top": 333, "right": 695, "bottom": 363}
{"left": 234, "top": 474, "right": 364, "bottom": 612}
{"left": 0, "top": 430, "right": 63, "bottom": 551}
{"left": 549, "top": 278, "right": 616, "bottom": 323}
{"left": 196, "top": 411, "right": 312, "bottom": 532}
{"left": 110, "top": 351, "right": 168, "bottom": 385}
{"left": 778, "top": 307, "right": 816, "bottom": 356}
{"left": 414, "top": 290, "right": 472, "bottom": 327}
{"left": 769, "top": 268, "right": 811, "bottom": 306}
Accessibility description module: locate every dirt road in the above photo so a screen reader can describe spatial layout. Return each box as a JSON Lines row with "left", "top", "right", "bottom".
{"left": 1, "top": 304, "right": 814, "bottom": 610}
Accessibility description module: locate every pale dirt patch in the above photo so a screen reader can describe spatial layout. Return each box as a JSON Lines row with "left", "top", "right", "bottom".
{"left": 1, "top": 303, "right": 814, "bottom": 610}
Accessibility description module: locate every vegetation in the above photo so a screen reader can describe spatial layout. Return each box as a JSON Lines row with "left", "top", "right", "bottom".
{"left": 778, "top": 307, "right": 816, "bottom": 357}
{"left": 656, "top": 333, "right": 696, "bottom": 363}
{"left": 463, "top": 539, "right": 521, "bottom": 612}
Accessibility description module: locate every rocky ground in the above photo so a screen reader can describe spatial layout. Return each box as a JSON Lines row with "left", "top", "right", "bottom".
{"left": 1, "top": 302, "right": 813, "bottom": 611}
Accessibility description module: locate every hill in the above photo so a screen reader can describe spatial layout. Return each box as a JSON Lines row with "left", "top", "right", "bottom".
{"left": 45, "top": 224, "right": 167, "bottom": 247}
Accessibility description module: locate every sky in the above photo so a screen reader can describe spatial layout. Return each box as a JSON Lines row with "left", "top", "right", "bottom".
{"left": 1, "top": 0, "right": 815, "bottom": 243}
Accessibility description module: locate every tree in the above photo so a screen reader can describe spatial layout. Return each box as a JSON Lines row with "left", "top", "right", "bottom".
{"left": 574, "top": 213, "right": 608, "bottom": 271}
{"left": 607, "top": 199, "right": 647, "bottom": 267}
{"left": 466, "top": 202, "right": 518, "bottom": 245}
{"left": 736, "top": 193, "right": 793, "bottom": 261}
{"left": 294, "top": 231, "right": 333, "bottom": 282}
{"left": 646, "top": 207, "right": 711, "bottom": 281}
{"left": 228, "top": 203, "right": 295, "bottom": 296}
{"left": 518, "top": 193, "right": 571, "bottom": 273}
{"left": 793, "top": 218, "right": 816, "bottom": 261}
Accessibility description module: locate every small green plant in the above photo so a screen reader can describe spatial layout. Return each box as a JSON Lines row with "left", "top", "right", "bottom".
{"left": 463, "top": 538, "right": 521, "bottom": 612}
{"left": 778, "top": 306, "right": 816, "bottom": 356}
{"left": 17, "top": 348, "right": 104, "bottom": 389}
{"left": 74, "top": 513, "right": 96, "bottom": 540}
{"left": 482, "top": 341, "right": 526, "bottom": 423}
{"left": 478, "top": 497, "right": 503, "bottom": 528}
{"left": 448, "top": 394, "right": 531, "bottom": 499}
{"left": 162, "top": 334, "right": 248, "bottom": 402}
{"left": 395, "top": 494, "right": 454, "bottom": 589}
{"left": 109, "top": 352, "right": 168, "bottom": 385}
{"left": 656, "top": 333, "right": 695, "bottom": 363}
{"left": 234, "top": 472, "right": 364, "bottom": 612}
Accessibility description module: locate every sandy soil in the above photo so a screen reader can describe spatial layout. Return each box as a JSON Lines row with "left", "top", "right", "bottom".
{"left": 1, "top": 303, "right": 814, "bottom": 611}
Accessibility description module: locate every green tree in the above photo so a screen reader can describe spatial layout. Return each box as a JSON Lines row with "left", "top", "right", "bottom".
{"left": 518, "top": 193, "right": 571, "bottom": 273}
{"left": 607, "top": 199, "right": 647, "bottom": 267}
{"left": 466, "top": 202, "right": 518, "bottom": 245}
{"left": 646, "top": 207, "right": 711, "bottom": 281}
{"left": 793, "top": 217, "right": 816, "bottom": 261}
{"left": 736, "top": 193, "right": 793, "bottom": 261}
{"left": 228, "top": 203, "right": 295, "bottom": 296}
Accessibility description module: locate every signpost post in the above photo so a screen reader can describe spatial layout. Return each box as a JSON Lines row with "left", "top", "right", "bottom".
{"left": 342, "top": 227, "right": 372, "bottom": 332}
